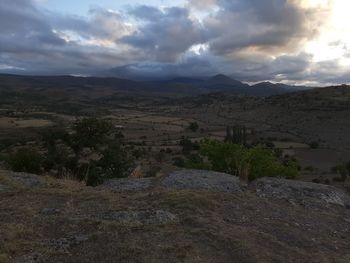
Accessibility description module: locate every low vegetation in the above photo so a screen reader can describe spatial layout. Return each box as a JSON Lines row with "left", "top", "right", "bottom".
{"left": 182, "top": 139, "right": 299, "bottom": 181}
{"left": 2, "top": 118, "right": 133, "bottom": 186}
{"left": 332, "top": 162, "right": 350, "bottom": 182}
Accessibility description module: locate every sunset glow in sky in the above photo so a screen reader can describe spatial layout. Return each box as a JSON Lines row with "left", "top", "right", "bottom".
{"left": 1, "top": 0, "right": 350, "bottom": 85}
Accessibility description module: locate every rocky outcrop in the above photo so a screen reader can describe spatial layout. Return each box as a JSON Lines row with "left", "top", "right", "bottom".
{"left": 162, "top": 170, "right": 243, "bottom": 193}
{"left": 101, "top": 210, "right": 178, "bottom": 225}
{"left": 251, "top": 177, "right": 350, "bottom": 208}
{"left": 100, "top": 178, "right": 153, "bottom": 192}
{"left": 1, "top": 169, "right": 350, "bottom": 263}
{"left": 0, "top": 170, "right": 43, "bottom": 190}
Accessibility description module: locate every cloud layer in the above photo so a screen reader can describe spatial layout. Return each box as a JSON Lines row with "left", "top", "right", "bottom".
{"left": 0, "top": 0, "right": 349, "bottom": 85}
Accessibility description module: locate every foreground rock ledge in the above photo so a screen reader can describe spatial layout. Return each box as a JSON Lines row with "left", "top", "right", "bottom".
{"left": 162, "top": 170, "right": 243, "bottom": 193}
{"left": 1, "top": 169, "right": 350, "bottom": 263}
{"left": 251, "top": 177, "right": 350, "bottom": 208}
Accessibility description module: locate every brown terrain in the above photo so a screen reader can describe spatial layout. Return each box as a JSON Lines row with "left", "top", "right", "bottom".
{"left": 0, "top": 75, "right": 350, "bottom": 262}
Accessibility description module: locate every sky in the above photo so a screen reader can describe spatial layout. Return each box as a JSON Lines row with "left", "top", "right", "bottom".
{"left": 0, "top": 0, "right": 350, "bottom": 85}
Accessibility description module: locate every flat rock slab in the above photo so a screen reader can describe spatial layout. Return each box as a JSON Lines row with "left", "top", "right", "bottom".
{"left": 0, "top": 170, "right": 43, "bottom": 189}
{"left": 251, "top": 177, "right": 350, "bottom": 208}
{"left": 162, "top": 170, "right": 242, "bottom": 193}
{"left": 101, "top": 210, "right": 178, "bottom": 225}
{"left": 101, "top": 178, "right": 153, "bottom": 192}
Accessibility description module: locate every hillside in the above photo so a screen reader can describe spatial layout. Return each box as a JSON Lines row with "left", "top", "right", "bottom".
{"left": 0, "top": 74, "right": 307, "bottom": 98}
{"left": 1, "top": 169, "right": 350, "bottom": 263}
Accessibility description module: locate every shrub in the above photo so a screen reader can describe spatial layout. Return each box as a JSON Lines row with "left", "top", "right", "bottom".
{"left": 332, "top": 162, "right": 350, "bottom": 182}
{"left": 179, "top": 137, "right": 199, "bottom": 154}
{"left": 146, "top": 165, "right": 161, "bottom": 178}
{"left": 184, "top": 153, "right": 209, "bottom": 170}
{"left": 5, "top": 148, "right": 43, "bottom": 174}
{"left": 173, "top": 157, "right": 185, "bottom": 167}
{"left": 98, "top": 144, "right": 132, "bottom": 176}
{"left": 199, "top": 139, "right": 299, "bottom": 181}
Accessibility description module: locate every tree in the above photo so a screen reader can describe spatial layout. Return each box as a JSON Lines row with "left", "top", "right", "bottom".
{"left": 188, "top": 122, "right": 199, "bottom": 132}
{"left": 70, "top": 118, "right": 114, "bottom": 154}
{"left": 225, "top": 126, "right": 247, "bottom": 145}
{"left": 333, "top": 162, "right": 350, "bottom": 182}
{"left": 179, "top": 137, "right": 199, "bottom": 154}
{"left": 86, "top": 143, "right": 133, "bottom": 186}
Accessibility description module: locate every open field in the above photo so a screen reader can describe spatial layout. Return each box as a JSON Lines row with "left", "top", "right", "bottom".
{"left": 0, "top": 82, "right": 349, "bottom": 186}
{"left": 0, "top": 117, "right": 54, "bottom": 129}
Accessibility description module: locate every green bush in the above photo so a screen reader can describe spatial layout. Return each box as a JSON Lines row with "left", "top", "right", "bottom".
{"left": 199, "top": 139, "right": 298, "bottom": 181}
{"left": 173, "top": 157, "right": 185, "bottom": 167}
{"left": 332, "top": 162, "right": 350, "bottom": 182}
{"left": 86, "top": 143, "right": 133, "bottom": 186}
{"left": 179, "top": 137, "right": 199, "bottom": 154}
{"left": 184, "top": 153, "right": 210, "bottom": 170}
{"left": 5, "top": 148, "right": 43, "bottom": 174}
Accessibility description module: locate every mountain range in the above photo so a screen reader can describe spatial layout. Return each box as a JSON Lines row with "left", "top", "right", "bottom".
{"left": 0, "top": 73, "right": 311, "bottom": 97}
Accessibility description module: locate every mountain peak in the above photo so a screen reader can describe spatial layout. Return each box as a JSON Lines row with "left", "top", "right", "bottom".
{"left": 210, "top": 74, "right": 233, "bottom": 81}
{"left": 208, "top": 74, "right": 244, "bottom": 85}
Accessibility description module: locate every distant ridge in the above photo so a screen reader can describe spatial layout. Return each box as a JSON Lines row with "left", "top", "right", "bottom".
{"left": 0, "top": 73, "right": 311, "bottom": 97}
{"left": 208, "top": 74, "right": 245, "bottom": 86}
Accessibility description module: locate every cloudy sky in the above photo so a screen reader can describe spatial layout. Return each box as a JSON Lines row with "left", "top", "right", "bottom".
{"left": 0, "top": 0, "right": 349, "bottom": 85}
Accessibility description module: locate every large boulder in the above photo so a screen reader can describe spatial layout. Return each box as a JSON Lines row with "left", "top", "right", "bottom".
{"left": 162, "top": 170, "right": 243, "bottom": 193}
{"left": 251, "top": 177, "right": 350, "bottom": 208}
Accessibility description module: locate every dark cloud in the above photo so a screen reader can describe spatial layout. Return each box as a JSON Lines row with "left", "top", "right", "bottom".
{"left": 0, "top": 0, "right": 347, "bottom": 85}
{"left": 121, "top": 6, "right": 204, "bottom": 62}
{"left": 0, "top": 0, "right": 135, "bottom": 74}
{"left": 0, "top": 0, "right": 66, "bottom": 51}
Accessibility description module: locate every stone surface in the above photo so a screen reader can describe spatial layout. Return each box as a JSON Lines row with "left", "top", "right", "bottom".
{"left": 101, "top": 178, "right": 153, "bottom": 192}
{"left": 0, "top": 170, "right": 43, "bottom": 189}
{"left": 40, "top": 208, "right": 61, "bottom": 215}
{"left": 101, "top": 210, "right": 178, "bottom": 225}
{"left": 162, "top": 170, "right": 243, "bottom": 193}
{"left": 251, "top": 177, "right": 350, "bottom": 208}
{"left": 45, "top": 235, "right": 90, "bottom": 254}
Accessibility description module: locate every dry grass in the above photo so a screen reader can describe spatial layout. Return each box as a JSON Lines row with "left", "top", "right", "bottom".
{"left": 0, "top": 224, "right": 34, "bottom": 261}
{"left": 0, "top": 117, "right": 54, "bottom": 129}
